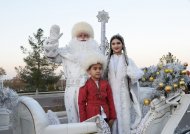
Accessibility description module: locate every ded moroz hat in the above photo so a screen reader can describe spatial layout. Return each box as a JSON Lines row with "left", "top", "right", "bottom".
{"left": 71, "top": 21, "right": 94, "bottom": 39}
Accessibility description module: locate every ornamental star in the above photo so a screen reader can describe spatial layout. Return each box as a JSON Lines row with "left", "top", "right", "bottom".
{"left": 97, "top": 10, "right": 109, "bottom": 23}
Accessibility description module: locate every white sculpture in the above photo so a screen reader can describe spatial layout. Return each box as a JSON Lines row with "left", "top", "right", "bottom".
{"left": 13, "top": 96, "right": 102, "bottom": 134}
{"left": 133, "top": 90, "right": 190, "bottom": 134}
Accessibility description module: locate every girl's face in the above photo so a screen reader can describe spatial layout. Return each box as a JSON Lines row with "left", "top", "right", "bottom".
{"left": 111, "top": 39, "right": 123, "bottom": 54}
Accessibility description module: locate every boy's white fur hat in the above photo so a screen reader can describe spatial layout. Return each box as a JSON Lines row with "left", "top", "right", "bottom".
{"left": 72, "top": 21, "right": 94, "bottom": 39}
{"left": 80, "top": 51, "right": 107, "bottom": 71}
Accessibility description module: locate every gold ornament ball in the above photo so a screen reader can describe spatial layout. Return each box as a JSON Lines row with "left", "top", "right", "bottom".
{"left": 144, "top": 99, "right": 151, "bottom": 106}
{"left": 184, "top": 62, "right": 188, "bottom": 67}
{"left": 181, "top": 70, "right": 187, "bottom": 75}
{"left": 173, "top": 84, "right": 178, "bottom": 89}
{"left": 165, "top": 85, "right": 172, "bottom": 93}
{"left": 149, "top": 77, "right": 154, "bottom": 82}
{"left": 159, "top": 82, "right": 164, "bottom": 88}
{"left": 179, "top": 81, "right": 185, "bottom": 86}
{"left": 156, "top": 72, "right": 160, "bottom": 75}
{"left": 164, "top": 69, "right": 170, "bottom": 73}
{"left": 169, "top": 69, "right": 173, "bottom": 73}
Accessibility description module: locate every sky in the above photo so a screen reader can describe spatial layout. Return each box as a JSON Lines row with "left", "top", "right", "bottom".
{"left": 0, "top": 0, "right": 190, "bottom": 79}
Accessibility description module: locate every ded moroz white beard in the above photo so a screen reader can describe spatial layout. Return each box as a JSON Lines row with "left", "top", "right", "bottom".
{"left": 67, "top": 38, "right": 101, "bottom": 67}
{"left": 68, "top": 38, "right": 99, "bottom": 54}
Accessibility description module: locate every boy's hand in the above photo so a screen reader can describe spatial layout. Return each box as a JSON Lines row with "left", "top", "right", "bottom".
{"left": 108, "top": 119, "right": 114, "bottom": 128}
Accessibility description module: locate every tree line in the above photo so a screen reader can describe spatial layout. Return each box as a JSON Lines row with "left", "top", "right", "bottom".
{"left": 2, "top": 28, "right": 63, "bottom": 92}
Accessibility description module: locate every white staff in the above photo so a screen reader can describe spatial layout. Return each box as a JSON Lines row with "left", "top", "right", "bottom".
{"left": 97, "top": 10, "right": 109, "bottom": 55}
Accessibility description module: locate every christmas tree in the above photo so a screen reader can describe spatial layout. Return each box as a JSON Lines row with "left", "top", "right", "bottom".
{"left": 139, "top": 52, "right": 190, "bottom": 96}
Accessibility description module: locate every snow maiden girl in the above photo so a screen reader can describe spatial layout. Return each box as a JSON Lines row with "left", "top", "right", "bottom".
{"left": 104, "top": 34, "right": 144, "bottom": 134}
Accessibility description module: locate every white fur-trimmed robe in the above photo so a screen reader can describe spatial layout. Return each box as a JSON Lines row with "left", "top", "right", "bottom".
{"left": 44, "top": 38, "right": 100, "bottom": 123}
{"left": 46, "top": 47, "right": 88, "bottom": 123}
{"left": 108, "top": 54, "right": 143, "bottom": 134}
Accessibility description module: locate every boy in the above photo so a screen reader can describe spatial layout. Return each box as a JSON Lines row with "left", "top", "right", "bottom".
{"left": 78, "top": 52, "right": 116, "bottom": 128}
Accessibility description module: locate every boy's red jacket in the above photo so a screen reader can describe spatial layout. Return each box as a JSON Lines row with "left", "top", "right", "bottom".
{"left": 78, "top": 78, "right": 116, "bottom": 122}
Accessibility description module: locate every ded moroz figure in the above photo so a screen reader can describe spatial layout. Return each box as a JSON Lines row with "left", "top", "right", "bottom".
{"left": 43, "top": 22, "right": 100, "bottom": 123}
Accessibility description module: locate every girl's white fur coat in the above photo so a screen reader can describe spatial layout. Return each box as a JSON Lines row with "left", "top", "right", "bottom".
{"left": 108, "top": 54, "right": 143, "bottom": 134}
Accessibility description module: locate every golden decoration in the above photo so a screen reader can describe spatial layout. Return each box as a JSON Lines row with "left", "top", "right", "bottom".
{"left": 179, "top": 81, "right": 185, "bottom": 86}
{"left": 144, "top": 99, "right": 151, "bottom": 106}
{"left": 149, "top": 77, "right": 154, "bottom": 82}
{"left": 165, "top": 85, "right": 172, "bottom": 93}
{"left": 169, "top": 69, "right": 173, "bottom": 73}
{"left": 159, "top": 82, "right": 164, "bottom": 88}
{"left": 181, "top": 70, "right": 187, "bottom": 75}
{"left": 156, "top": 72, "right": 160, "bottom": 75}
{"left": 159, "top": 52, "right": 178, "bottom": 64}
{"left": 164, "top": 69, "right": 170, "bottom": 73}
{"left": 173, "top": 83, "right": 178, "bottom": 89}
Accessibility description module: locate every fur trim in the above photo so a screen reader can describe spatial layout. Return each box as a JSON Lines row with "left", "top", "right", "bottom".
{"left": 72, "top": 21, "right": 94, "bottom": 38}
{"left": 80, "top": 52, "right": 107, "bottom": 71}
